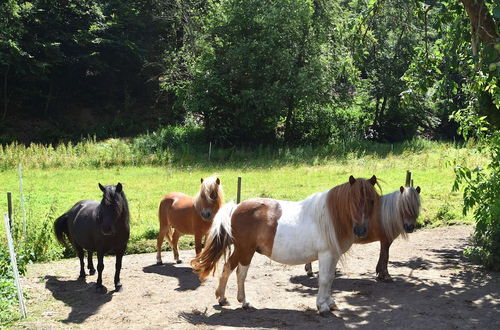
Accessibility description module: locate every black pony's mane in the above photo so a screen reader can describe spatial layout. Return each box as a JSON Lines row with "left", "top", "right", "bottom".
{"left": 99, "top": 185, "right": 130, "bottom": 222}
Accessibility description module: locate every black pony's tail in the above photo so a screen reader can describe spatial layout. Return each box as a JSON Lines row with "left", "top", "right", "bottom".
{"left": 54, "top": 213, "right": 70, "bottom": 248}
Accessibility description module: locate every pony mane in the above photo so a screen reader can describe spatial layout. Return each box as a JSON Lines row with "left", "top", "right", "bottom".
{"left": 100, "top": 186, "right": 130, "bottom": 222}
{"left": 194, "top": 176, "right": 224, "bottom": 211}
{"left": 380, "top": 187, "right": 421, "bottom": 240}
{"left": 324, "top": 179, "right": 380, "bottom": 255}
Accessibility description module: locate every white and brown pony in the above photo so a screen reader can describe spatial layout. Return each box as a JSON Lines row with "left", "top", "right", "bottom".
{"left": 156, "top": 176, "right": 224, "bottom": 264}
{"left": 305, "top": 185, "right": 421, "bottom": 281}
{"left": 191, "top": 175, "right": 379, "bottom": 315}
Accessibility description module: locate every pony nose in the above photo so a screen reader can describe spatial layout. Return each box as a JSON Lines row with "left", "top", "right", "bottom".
{"left": 404, "top": 224, "right": 415, "bottom": 233}
{"left": 353, "top": 224, "right": 367, "bottom": 238}
{"left": 201, "top": 210, "right": 212, "bottom": 219}
{"left": 102, "top": 225, "right": 113, "bottom": 235}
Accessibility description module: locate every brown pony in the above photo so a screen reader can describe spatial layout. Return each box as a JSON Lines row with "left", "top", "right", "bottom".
{"left": 191, "top": 175, "right": 379, "bottom": 315}
{"left": 156, "top": 176, "right": 224, "bottom": 265}
{"left": 305, "top": 185, "right": 421, "bottom": 281}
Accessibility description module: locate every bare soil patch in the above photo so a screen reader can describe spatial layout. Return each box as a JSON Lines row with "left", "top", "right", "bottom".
{"left": 14, "top": 225, "right": 500, "bottom": 329}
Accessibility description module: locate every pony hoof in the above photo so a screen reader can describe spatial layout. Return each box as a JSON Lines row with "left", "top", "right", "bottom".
{"left": 115, "top": 284, "right": 123, "bottom": 292}
{"left": 242, "top": 302, "right": 253, "bottom": 310}
{"left": 218, "top": 298, "right": 229, "bottom": 306}
{"left": 319, "top": 310, "right": 331, "bottom": 317}
{"left": 376, "top": 275, "right": 393, "bottom": 283}
{"left": 307, "top": 272, "right": 314, "bottom": 277}
{"left": 176, "top": 260, "right": 183, "bottom": 264}
{"left": 89, "top": 270, "right": 96, "bottom": 276}
{"left": 156, "top": 261, "right": 163, "bottom": 266}
{"left": 329, "top": 302, "right": 338, "bottom": 311}
{"left": 78, "top": 274, "right": 86, "bottom": 280}
{"left": 95, "top": 285, "right": 107, "bottom": 294}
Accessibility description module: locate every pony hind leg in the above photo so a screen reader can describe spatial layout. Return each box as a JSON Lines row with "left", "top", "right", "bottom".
{"left": 236, "top": 263, "right": 252, "bottom": 309}
{"left": 171, "top": 230, "right": 182, "bottom": 263}
{"left": 215, "top": 252, "right": 240, "bottom": 306}
{"left": 88, "top": 251, "right": 96, "bottom": 275}
{"left": 305, "top": 262, "right": 314, "bottom": 277}
{"left": 156, "top": 223, "right": 171, "bottom": 265}
{"left": 75, "top": 245, "right": 86, "bottom": 279}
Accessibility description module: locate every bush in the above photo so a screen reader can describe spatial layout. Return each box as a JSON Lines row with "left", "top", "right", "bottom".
{"left": 453, "top": 113, "right": 500, "bottom": 270}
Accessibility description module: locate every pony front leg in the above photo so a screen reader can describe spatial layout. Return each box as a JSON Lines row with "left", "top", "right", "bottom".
{"left": 316, "top": 251, "right": 338, "bottom": 316}
{"left": 114, "top": 250, "right": 125, "bottom": 292}
{"left": 236, "top": 264, "right": 251, "bottom": 309}
{"left": 376, "top": 240, "right": 393, "bottom": 282}
{"left": 95, "top": 251, "right": 106, "bottom": 293}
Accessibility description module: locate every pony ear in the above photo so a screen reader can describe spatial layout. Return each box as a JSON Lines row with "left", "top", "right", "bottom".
{"left": 369, "top": 175, "right": 377, "bottom": 185}
{"left": 116, "top": 183, "right": 123, "bottom": 193}
{"left": 216, "top": 178, "right": 220, "bottom": 185}
{"left": 200, "top": 178, "right": 204, "bottom": 183}
{"left": 349, "top": 175, "right": 356, "bottom": 185}
{"left": 98, "top": 183, "right": 105, "bottom": 192}
{"left": 416, "top": 186, "right": 421, "bottom": 194}
{"left": 400, "top": 186, "right": 405, "bottom": 193}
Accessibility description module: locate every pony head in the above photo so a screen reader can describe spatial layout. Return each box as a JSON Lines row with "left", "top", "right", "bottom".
{"left": 347, "top": 175, "right": 379, "bottom": 238}
{"left": 194, "top": 176, "right": 224, "bottom": 221}
{"left": 398, "top": 186, "right": 421, "bottom": 233}
{"left": 98, "top": 182, "right": 127, "bottom": 235}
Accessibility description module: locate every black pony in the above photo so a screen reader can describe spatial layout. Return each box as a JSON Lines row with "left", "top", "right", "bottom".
{"left": 54, "top": 183, "right": 130, "bottom": 293}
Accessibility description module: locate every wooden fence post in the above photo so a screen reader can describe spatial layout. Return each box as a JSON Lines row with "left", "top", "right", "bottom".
{"left": 237, "top": 177, "right": 242, "bottom": 204}
{"left": 7, "top": 192, "right": 12, "bottom": 228}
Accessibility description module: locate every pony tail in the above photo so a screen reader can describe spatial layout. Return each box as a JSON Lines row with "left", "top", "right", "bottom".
{"left": 54, "top": 213, "right": 70, "bottom": 248}
{"left": 191, "top": 202, "right": 236, "bottom": 281}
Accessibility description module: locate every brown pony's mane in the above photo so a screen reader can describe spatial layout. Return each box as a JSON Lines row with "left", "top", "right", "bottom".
{"left": 193, "top": 176, "right": 224, "bottom": 214}
{"left": 326, "top": 178, "right": 380, "bottom": 249}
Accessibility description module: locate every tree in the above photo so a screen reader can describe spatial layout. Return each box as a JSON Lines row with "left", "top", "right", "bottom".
{"left": 168, "top": 0, "right": 357, "bottom": 145}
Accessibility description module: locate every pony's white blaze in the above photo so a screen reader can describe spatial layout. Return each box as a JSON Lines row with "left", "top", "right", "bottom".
{"left": 270, "top": 191, "right": 342, "bottom": 264}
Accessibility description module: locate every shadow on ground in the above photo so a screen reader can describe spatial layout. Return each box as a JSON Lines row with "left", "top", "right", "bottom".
{"left": 142, "top": 263, "right": 201, "bottom": 291}
{"left": 44, "top": 275, "right": 114, "bottom": 324}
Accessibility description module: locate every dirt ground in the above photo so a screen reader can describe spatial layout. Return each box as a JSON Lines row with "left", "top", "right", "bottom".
{"left": 13, "top": 225, "right": 500, "bottom": 329}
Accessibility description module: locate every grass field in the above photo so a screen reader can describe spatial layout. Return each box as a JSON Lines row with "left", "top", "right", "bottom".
{"left": 0, "top": 139, "right": 485, "bottom": 257}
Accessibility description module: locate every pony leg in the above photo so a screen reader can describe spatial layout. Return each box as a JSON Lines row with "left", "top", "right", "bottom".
{"left": 95, "top": 251, "right": 106, "bottom": 293}
{"left": 75, "top": 245, "right": 86, "bottom": 279}
{"left": 316, "top": 251, "right": 338, "bottom": 316}
{"left": 194, "top": 234, "right": 203, "bottom": 256}
{"left": 236, "top": 264, "right": 251, "bottom": 309}
{"left": 215, "top": 252, "right": 239, "bottom": 306}
{"left": 171, "top": 230, "right": 181, "bottom": 263}
{"left": 88, "top": 251, "right": 96, "bottom": 275}
{"left": 156, "top": 224, "right": 170, "bottom": 265}
{"left": 114, "top": 249, "right": 125, "bottom": 292}
{"left": 305, "top": 262, "right": 313, "bottom": 277}
{"left": 376, "top": 240, "right": 393, "bottom": 282}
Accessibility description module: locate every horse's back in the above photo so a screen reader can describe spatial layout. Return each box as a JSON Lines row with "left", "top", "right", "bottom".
{"left": 67, "top": 200, "right": 100, "bottom": 249}
{"left": 159, "top": 192, "right": 197, "bottom": 232}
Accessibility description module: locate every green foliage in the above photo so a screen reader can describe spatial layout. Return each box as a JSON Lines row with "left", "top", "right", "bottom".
{"left": 453, "top": 118, "right": 500, "bottom": 270}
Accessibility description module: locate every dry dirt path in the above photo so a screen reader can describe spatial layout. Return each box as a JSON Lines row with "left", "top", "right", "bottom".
{"left": 14, "top": 225, "right": 500, "bottom": 329}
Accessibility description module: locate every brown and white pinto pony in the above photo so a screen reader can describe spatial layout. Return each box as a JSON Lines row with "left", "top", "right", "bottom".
{"left": 191, "top": 175, "right": 379, "bottom": 316}
{"left": 156, "top": 176, "right": 224, "bottom": 264}
{"left": 305, "top": 185, "right": 421, "bottom": 281}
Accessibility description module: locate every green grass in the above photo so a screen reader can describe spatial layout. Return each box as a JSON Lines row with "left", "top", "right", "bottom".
{"left": 0, "top": 139, "right": 486, "bottom": 251}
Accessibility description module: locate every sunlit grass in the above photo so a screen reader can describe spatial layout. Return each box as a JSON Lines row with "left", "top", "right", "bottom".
{"left": 0, "top": 139, "right": 487, "bottom": 257}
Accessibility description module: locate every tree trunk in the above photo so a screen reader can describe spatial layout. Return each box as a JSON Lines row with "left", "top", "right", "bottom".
{"left": 460, "top": 0, "right": 499, "bottom": 57}
{"left": 284, "top": 95, "right": 294, "bottom": 144}
{"left": 44, "top": 81, "right": 53, "bottom": 117}
{"left": 2, "top": 65, "right": 9, "bottom": 121}
{"left": 373, "top": 96, "right": 380, "bottom": 126}
{"left": 379, "top": 96, "right": 387, "bottom": 123}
